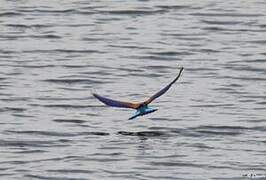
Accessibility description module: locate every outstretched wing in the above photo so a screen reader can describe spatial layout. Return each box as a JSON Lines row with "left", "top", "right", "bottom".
{"left": 93, "top": 93, "right": 139, "bottom": 109}
{"left": 145, "top": 67, "right": 184, "bottom": 105}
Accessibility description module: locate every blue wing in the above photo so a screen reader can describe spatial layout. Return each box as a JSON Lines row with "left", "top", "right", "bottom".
{"left": 145, "top": 67, "right": 183, "bottom": 104}
{"left": 93, "top": 93, "right": 139, "bottom": 109}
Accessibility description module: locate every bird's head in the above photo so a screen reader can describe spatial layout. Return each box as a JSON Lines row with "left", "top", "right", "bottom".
{"left": 138, "top": 102, "right": 148, "bottom": 108}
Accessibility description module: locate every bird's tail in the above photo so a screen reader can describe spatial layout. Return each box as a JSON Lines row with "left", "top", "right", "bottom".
{"left": 128, "top": 111, "right": 141, "bottom": 120}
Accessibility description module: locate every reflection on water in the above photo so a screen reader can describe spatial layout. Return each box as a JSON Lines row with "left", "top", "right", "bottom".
{"left": 1, "top": 0, "right": 266, "bottom": 179}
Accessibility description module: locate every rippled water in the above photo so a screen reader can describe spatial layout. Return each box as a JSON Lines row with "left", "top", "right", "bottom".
{"left": 1, "top": 0, "right": 266, "bottom": 179}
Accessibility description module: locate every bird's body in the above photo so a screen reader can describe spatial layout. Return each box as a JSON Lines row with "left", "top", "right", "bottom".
{"left": 93, "top": 67, "right": 183, "bottom": 120}
{"left": 128, "top": 104, "right": 157, "bottom": 120}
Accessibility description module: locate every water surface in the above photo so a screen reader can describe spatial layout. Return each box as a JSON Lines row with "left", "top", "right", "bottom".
{"left": 0, "top": 0, "right": 266, "bottom": 179}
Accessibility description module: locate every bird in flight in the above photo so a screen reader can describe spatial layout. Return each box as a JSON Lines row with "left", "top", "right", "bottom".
{"left": 93, "top": 67, "right": 184, "bottom": 120}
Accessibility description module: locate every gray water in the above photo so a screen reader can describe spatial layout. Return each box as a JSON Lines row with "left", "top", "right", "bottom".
{"left": 1, "top": 0, "right": 266, "bottom": 179}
